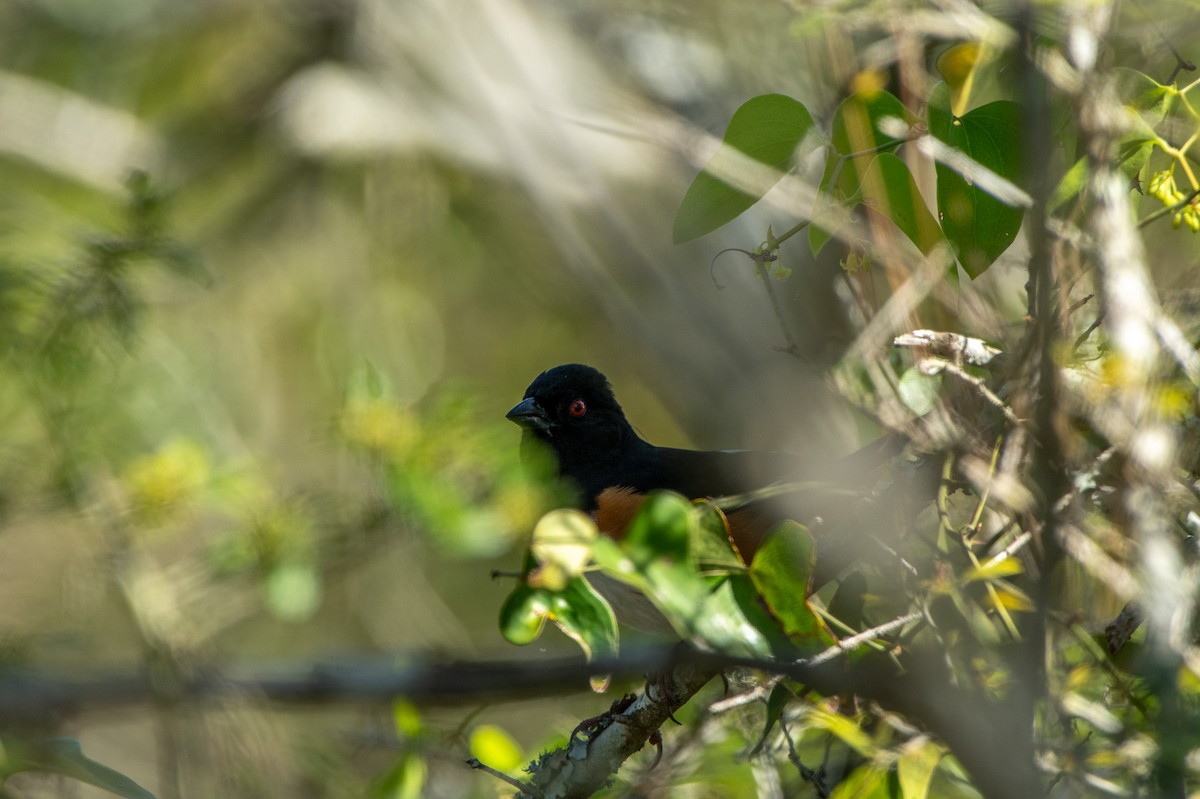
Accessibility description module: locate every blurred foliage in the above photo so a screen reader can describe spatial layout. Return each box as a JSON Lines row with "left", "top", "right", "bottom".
{"left": 0, "top": 0, "right": 1199, "bottom": 797}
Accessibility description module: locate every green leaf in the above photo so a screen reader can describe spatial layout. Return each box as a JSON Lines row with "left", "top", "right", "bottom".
{"left": 691, "top": 576, "right": 773, "bottom": 657}
{"left": 897, "top": 367, "right": 942, "bottom": 416}
{"left": 498, "top": 582, "right": 550, "bottom": 645}
{"left": 748, "top": 522, "right": 834, "bottom": 654}
{"left": 897, "top": 739, "right": 943, "bottom": 799}
{"left": 1115, "top": 67, "right": 1177, "bottom": 125}
{"left": 11, "top": 738, "right": 156, "bottom": 799}
{"left": 530, "top": 508, "right": 597, "bottom": 588}
{"left": 263, "top": 562, "right": 322, "bottom": 623}
{"left": 469, "top": 724, "right": 524, "bottom": 774}
{"left": 859, "top": 153, "right": 945, "bottom": 254}
{"left": 928, "top": 87, "right": 1025, "bottom": 277}
{"left": 673, "top": 94, "right": 815, "bottom": 243}
{"left": 691, "top": 499, "right": 745, "bottom": 569}
{"left": 623, "top": 491, "right": 693, "bottom": 566}
{"left": 547, "top": 575, "right": 619, "bottom": 661}
{"left": 810, "top": 90, "right": 912, "bottom": 256}
{"left": 751, "top": 682, "right": 794, "bottom": 756}
{"left": 829, "top": 765, "right": 893, "bottom": 799}
{"left": 962, "top": 556, "right": 1023, "bottom": 582}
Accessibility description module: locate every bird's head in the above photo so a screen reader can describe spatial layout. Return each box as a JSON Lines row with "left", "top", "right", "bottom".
{"left": 506, "top": 364, "right": 637, "bottom": 470}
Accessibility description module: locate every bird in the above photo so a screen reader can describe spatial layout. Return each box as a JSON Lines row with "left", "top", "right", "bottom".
{"left": 506, "top": 363, "right": 892, "bottom": 631}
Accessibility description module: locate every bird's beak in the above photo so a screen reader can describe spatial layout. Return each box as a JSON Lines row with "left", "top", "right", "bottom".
{"left": 506, "top": 397, "right": 551, "bottom": 433}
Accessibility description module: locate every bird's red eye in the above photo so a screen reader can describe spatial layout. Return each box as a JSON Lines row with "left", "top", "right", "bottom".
{"left": 568, "top": 399, "right": 587, "bottom": 417}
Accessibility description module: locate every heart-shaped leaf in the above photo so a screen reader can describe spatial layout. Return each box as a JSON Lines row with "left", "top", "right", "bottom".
{"left": 674, "top": 94, "right": 815, "bottom": 243}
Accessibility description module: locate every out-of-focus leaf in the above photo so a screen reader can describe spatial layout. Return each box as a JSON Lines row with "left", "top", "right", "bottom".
{"left": 962, "top": 557, "right": 1023, "bottom": 583}
{"left": 10, "top": 738, "right": 156, "bottom": 799}
{"left": 898, "top": 367, "right": 942, "bottom": 416}
{"left": 897, "top": 738, "right": 943, "bottom": 799}
{"left": 264, "top": 561, "right": 322, "bottom": 622}
{"left": 674, "top": 94, "right": 815, "bottom": 242}
{"left": 751, "top": 682, "right": 793, "bottom": 756}
{"left": 807, "top": 707, "right": 877, "bottom": 759}
{"left": 811, "top": 89, "right": 912, "bottom": 255}
{"left": 369, "top": 753, "right": 426, "bottom": 799}
{"left": 928, "top": 86, "right": 1025, "bottom": 277}
{"left": 469, "top": 724, "right": 524, "bottom": 773}
{"left": 827, "top": 571, "right": 869, "bottom": 635}
{"left": 859, "top": 153, "right": 945, "bottom": 255}
{"left": 1115, "top": 67, "right": 1177, "bottom": 125}
{"left": 829, "top": 764, "right": 892, "bottom": 799}
{"left": 936, "top": 42, "right": 987, "bottom": 116}
{"left": 530, "top": 509, "right": 597, "bottom": 589}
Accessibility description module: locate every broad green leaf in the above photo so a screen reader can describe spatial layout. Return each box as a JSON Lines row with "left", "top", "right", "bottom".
{"left": 810, "top": 90, "right": 912, "bottom": 256}
{"left": 928, "top": 86, "right": 1025, "bottom": 277}
{"left": 12, "top": 738, "right": 156, "bottom": 799}
{"left": 897, "top": 738, "right": 943, "bottom": 799}
{"left": 594, "top": 492, "right": 706, "bottom": 636}
{"left": 691, "top": 499, "right": 744, "bottom": 569}
{"left": 859, "top": 153, "right": 945, "bottom": 254}
{"left": 674, "top": 94, "right": 815, "bottom": 242}
{"left": 547, "top": 575, "right": 619, "bottom": 661}
{"left": 691, "top": 576, "right": 773, "bottom": 657}
{"left": 897, "top": 367, "right": 941, "bottom": 416}
{"left": 749, "top": 522, "right": 834, "bottom": 654}
{"left": 623, "top": 491, "right": 693, "bottom": 565}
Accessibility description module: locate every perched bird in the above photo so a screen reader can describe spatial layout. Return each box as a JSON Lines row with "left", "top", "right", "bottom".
{"left": 506, "top": 364, "right": 803, "bottom": 554}
{"left": 506, "top": 364, "right": 890, "bottom": 629}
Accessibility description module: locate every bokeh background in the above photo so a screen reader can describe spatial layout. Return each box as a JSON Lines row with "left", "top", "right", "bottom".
{"left": 1, "top": 0, "right": 1198, "bottom": 796}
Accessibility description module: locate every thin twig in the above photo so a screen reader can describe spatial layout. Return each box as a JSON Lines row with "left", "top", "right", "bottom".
{"left": 802, "top": 612, "right": 923, "bottom": 667}
{"left": 467, "top": 758, "right": 539, "bottom": 796}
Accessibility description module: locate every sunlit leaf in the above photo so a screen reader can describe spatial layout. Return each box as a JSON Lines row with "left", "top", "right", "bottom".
{"left": 859, "top": 153, "right": 945, "bottom": 255}
{"left": 829, "top": 765, "right": 894, "bottom": 799}
{"left": 928, "top": 86, "right": 1025, "bottom": 277}
{"left": 897, "top": 738, "right": 943, "bottom": 799}
{"left": 530, "top": 509, "right": 597, "bottom": 579}
{"left": 674, "top": 94, "right": 815, "bottom": 243}
{"left": 936, "top": 42, "right": 987, "bottom": 116}
{"left": 469, "top": 724, "right": 524, "bottom": 773}
{"left": 963, "top": 557, "right": 1023, "bottom": 582}
{"left": 806, "top": 706, "right": 878, "bottom": 758}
